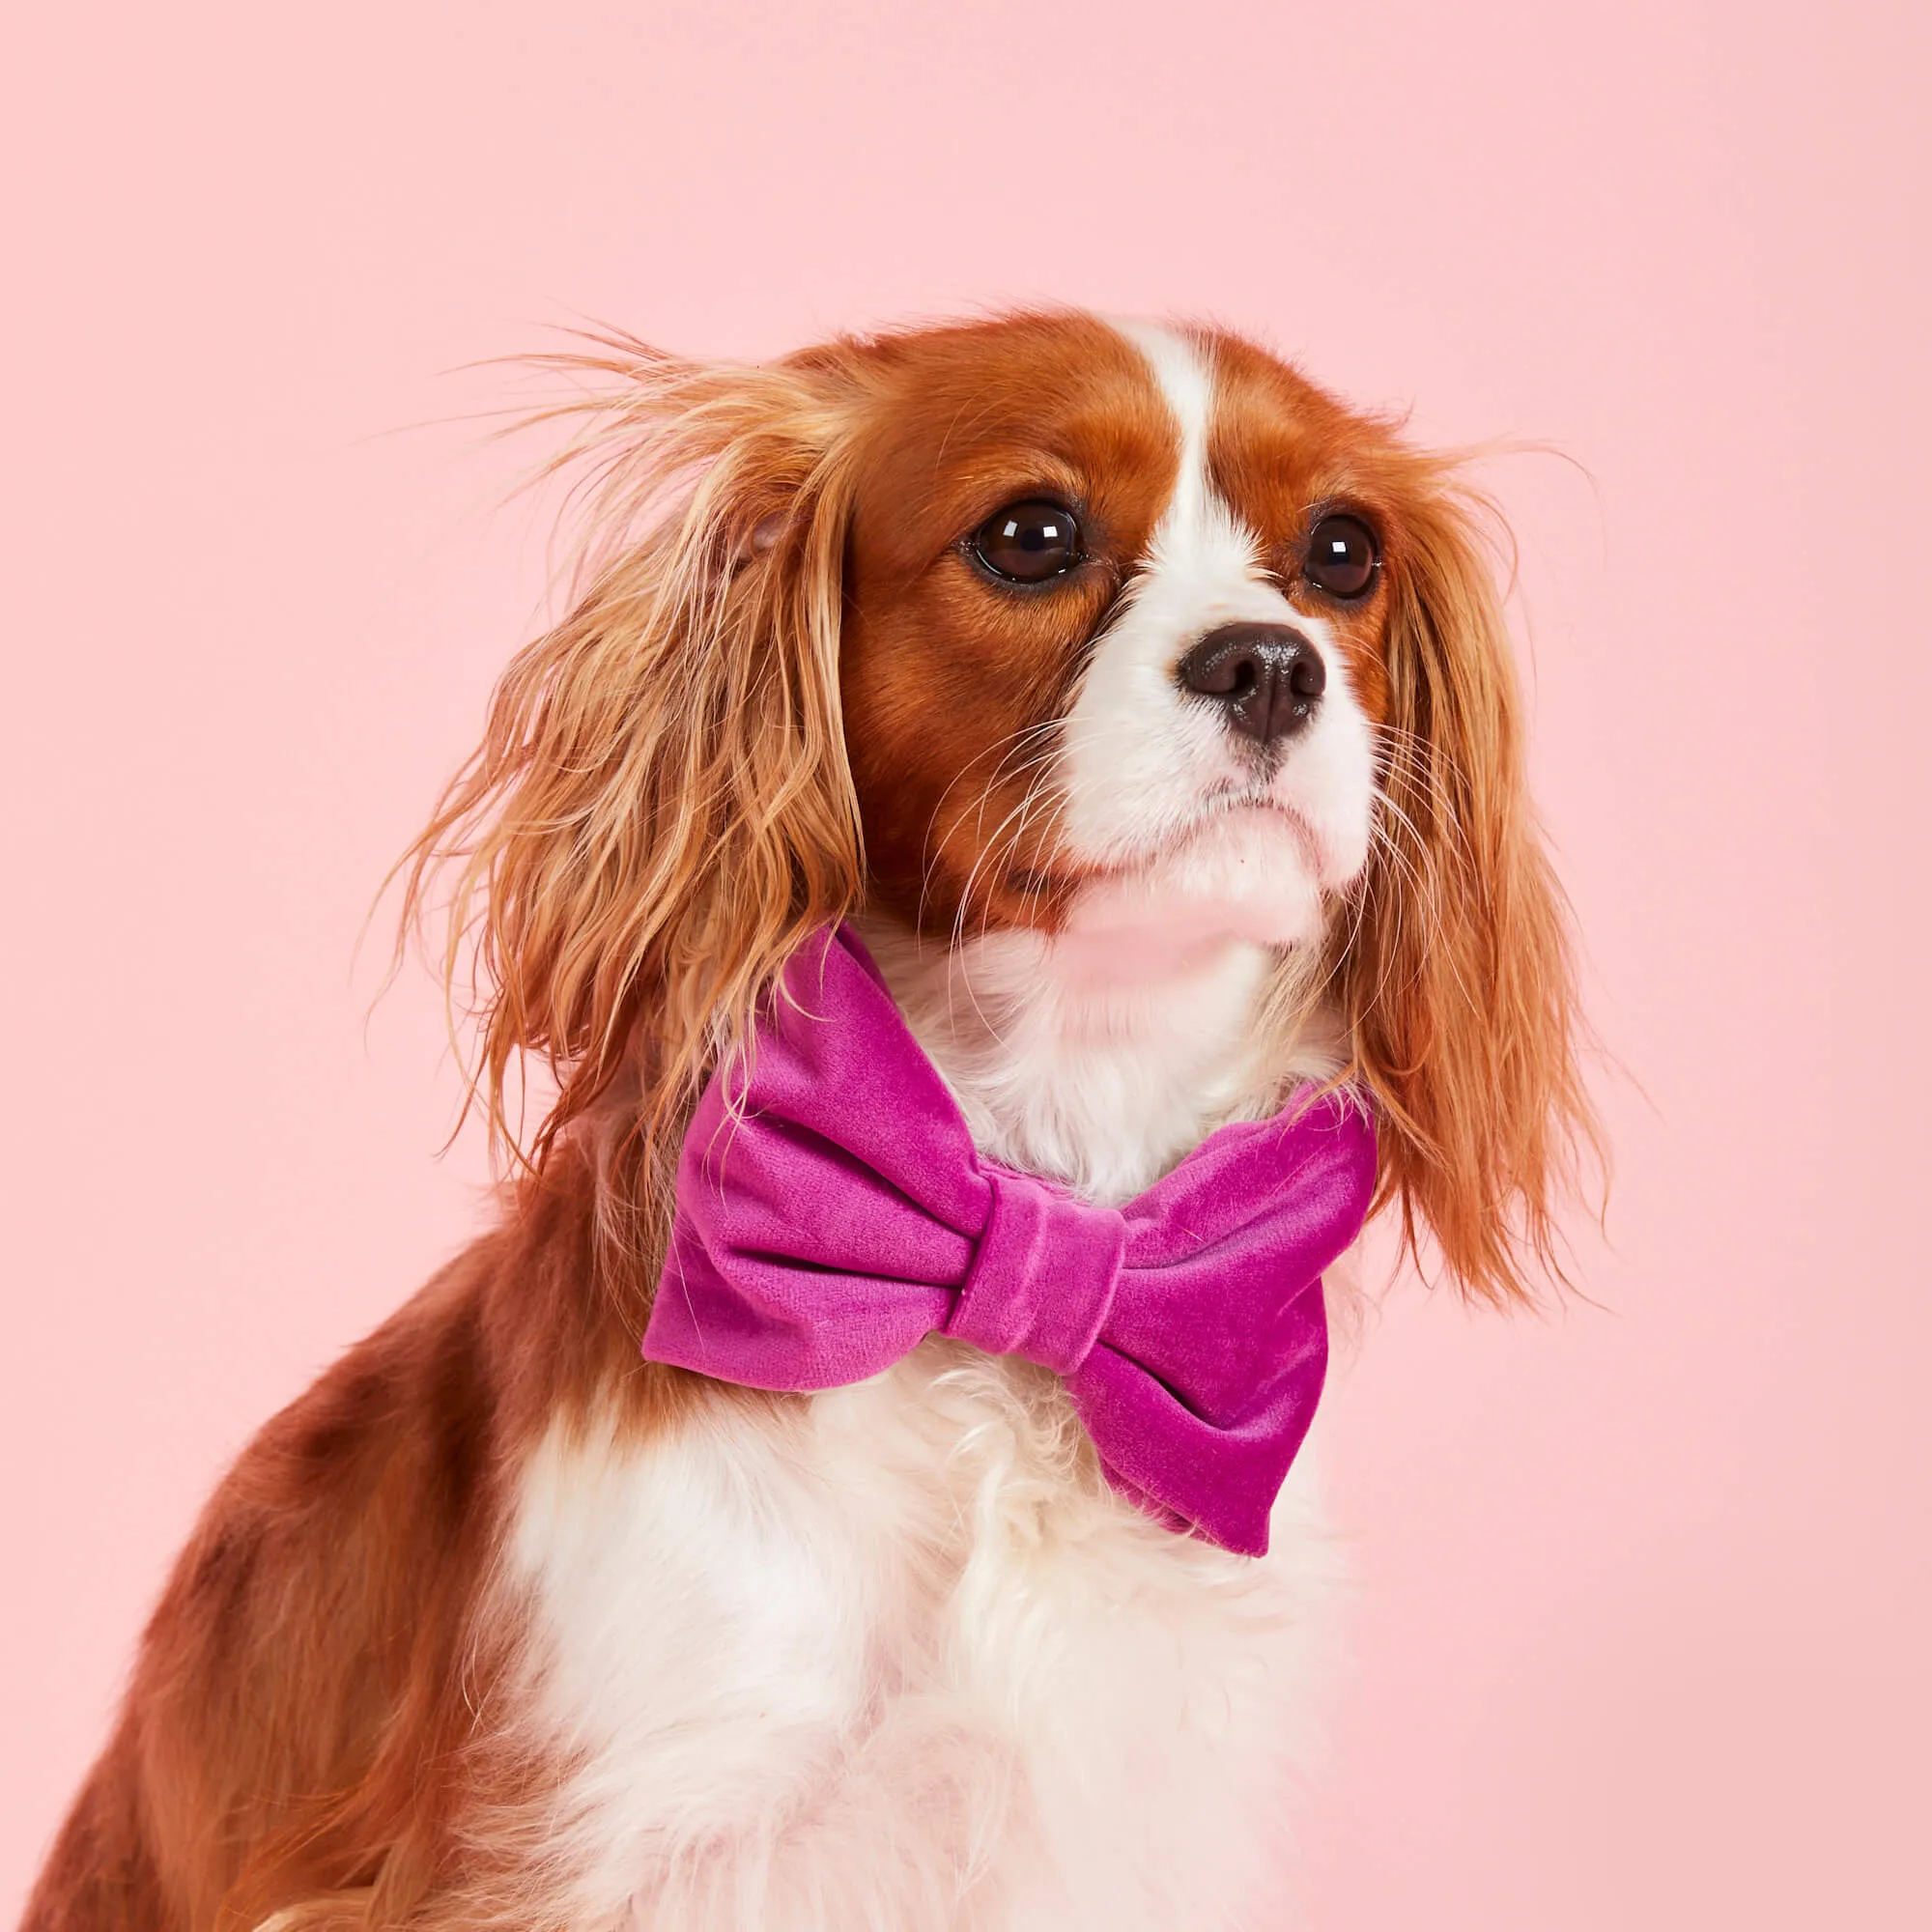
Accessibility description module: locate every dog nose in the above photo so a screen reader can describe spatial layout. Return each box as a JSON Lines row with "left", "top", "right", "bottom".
{"left": 1176, "top": 623, "right": 1327, "bottom": 744}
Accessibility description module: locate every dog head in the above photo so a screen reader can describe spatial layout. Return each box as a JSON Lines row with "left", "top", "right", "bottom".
{"left": 405, "top": 309, "right": 1596, "bottom": 1303}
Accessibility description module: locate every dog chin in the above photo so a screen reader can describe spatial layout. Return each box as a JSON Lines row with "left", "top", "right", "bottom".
{"left": 1060, "top": 806, "right": 1329, "bottom": 966}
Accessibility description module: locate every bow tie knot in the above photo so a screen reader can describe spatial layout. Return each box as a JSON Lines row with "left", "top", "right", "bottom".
{"left": 642, "top": 926, "right": 1377, "bottom": 1555}
{"left": 944, "top": 1170, "right": 1126, "bottom": 1378}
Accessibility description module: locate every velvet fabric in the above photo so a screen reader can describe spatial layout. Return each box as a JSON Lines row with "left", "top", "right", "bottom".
{"left": 643, "top": 926, "right": 1378, "bottom": 1555}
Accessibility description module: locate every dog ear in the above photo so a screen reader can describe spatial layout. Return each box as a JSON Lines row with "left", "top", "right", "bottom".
{"left": 1331, "top": 471, "right": 1603, "bottom": 1304}
{"left": 400, "top": 337, "right": 869, "bottom": 1170}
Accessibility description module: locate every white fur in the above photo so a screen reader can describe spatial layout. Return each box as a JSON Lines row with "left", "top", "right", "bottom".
{"left": 502, "top": 1364, "right": 1345, "bottom": 1932}
{"left": 496, "top": 326, "right": 1383, "bottom": 1929}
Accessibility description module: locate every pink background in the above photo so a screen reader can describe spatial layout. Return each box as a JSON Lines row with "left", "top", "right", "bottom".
{"left": 4, "top": 2, "right": 1927, "bottom": 1923}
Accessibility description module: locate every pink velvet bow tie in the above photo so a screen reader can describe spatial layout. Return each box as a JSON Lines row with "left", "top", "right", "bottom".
{"left": 642, "top": 926, "right": 1378, "bottom": 1555}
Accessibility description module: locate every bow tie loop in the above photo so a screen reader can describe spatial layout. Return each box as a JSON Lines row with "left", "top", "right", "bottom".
{"left": 945, "top": 1169, "right": 1126, "bottom": 1377}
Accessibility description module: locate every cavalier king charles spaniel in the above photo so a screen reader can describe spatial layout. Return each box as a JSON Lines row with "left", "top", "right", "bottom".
{"left": 28, "top": 309, "right": 1596, "bottom": 1932}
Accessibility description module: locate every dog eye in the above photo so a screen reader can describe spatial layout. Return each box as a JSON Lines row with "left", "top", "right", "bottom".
{"left": 1303, "top": 514, "right": 1380, "bottom": 599}
{"left": 971, "top": 500, "right": 1082, "bottom": 583}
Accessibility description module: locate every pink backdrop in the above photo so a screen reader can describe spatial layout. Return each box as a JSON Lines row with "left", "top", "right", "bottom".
{"left": 4, "top": 3, "right": 1927, "bottom": 1923}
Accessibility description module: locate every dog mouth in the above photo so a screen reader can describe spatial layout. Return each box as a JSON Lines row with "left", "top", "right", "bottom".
{"left": 1002, "top": 792, "right": 1324, "bottom": 901}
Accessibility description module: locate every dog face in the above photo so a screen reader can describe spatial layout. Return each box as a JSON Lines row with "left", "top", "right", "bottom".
{"left": 404, "top": 308, "right": 1597, "bottom": 1303}
{"left": 836, "top": 313, "right": 1399, "bottom": 965}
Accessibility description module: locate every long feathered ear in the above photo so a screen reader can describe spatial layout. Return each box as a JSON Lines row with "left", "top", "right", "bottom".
{"left": 1332, "top": 468, "right": 1604, "bottom": 1305}
{"left": 398, "top": 335, "right": 868, "bottom": 1171}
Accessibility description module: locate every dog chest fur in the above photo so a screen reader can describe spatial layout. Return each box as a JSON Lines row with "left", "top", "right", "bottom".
{"left": 506, "top": 1352, "right": 1344, "bottom": 1931}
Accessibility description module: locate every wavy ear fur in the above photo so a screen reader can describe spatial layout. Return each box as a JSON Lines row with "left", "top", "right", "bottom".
{"left": 399, "top": 335, "right": 867, "bottom": 1173}
{"left": 1331, "top": 468, "right": 1603, "bottom": 1305}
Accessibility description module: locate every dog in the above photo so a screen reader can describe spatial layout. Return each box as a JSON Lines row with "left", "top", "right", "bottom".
{"left": 25, "top": 308, "right": 1596, "bottom": 1932}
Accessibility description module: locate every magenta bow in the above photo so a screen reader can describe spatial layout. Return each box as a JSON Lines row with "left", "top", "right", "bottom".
{"left": 642, "top": 926, "right": 1377, "bottom": 1555}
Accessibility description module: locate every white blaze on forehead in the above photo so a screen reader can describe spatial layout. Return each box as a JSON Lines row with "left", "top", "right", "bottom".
{"left": 1112, "top": 320, "right": 1275, "bottom": 606}
{"left": 1115, "top": 320, "right": 1214, "bottom": 531}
